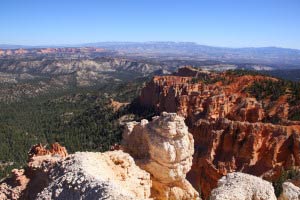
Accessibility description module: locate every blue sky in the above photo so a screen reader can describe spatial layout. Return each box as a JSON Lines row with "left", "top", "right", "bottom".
{"left": 0, "top": 0, "right": 299, "bottom": 49}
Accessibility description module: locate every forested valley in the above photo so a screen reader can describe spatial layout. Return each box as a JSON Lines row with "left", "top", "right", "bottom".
{"left": 0, "top": 78, "right": 149, "bottom": 179}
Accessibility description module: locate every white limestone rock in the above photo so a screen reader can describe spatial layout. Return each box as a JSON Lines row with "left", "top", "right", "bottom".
{"left": 210, "top": 172, "right": 276, "bottom": 200}
{"left": 122, "top": 112, "right": 199, "bottom": 200}
{"left": 36, "top": 151, "right": 151, "bottom": 200}
{"left": 279, "top": 182, "right": 300, "bottom": 200}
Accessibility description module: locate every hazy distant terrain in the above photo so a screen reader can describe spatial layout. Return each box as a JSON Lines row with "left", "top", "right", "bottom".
{"left": 0, "top": 44, "right": 300, "bottom": 102}
{"left": 1, "top": 42, "right": 300, "bottom": 68}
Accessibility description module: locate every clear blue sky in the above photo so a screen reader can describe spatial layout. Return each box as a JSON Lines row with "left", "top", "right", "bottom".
{"left": 0, "top": 0, "right": 299, "bottom": 49}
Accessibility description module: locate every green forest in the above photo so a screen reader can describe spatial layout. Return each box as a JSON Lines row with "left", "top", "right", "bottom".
{"left": 0, "top": 79, "right": 146, "bottom": 179}
{"left": 1, "top": 68, "right": 300, "bottom": 180}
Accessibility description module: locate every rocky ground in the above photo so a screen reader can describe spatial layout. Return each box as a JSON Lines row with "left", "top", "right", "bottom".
{"left": 0, "top": 113, "right": 199, "bottom": 200}
{"left": 36, "top": 151, "right": 151, "bottom": 200}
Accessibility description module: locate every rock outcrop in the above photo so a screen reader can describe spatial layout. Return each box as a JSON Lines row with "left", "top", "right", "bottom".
{"left": 189, "top": 118, "right": 300, "bottom": 198}
{"left": 139, "top": 73, "right": 277, "bottom": 123}
{"left": 28, "top": 143, "right": 68, "bottom": 159}
{"left": 122, "top": 112, "right": 199, "bottom": 200}
{"left": 138, "top": 68, "right": 300, "bottom": 198}
{"left": 279, "top": 182, "right": 300, "bottom": 200}
{"left": 36, "top": 151, "right": 151, "bottom": 200}
{"left": 0, "top": 169, "right": 29, "bottom": 200}
{"left": 278, "top": 172, "right": 300, "bottom": 200}
{"left": 0, "top": 146, "right": 151, "bottom": 200}
{"left": 0, "top": 143, "right": 68, "bottom": 199}
{"left": 0, "top": 112, "right": 201, "bottom": 200}
{"left": 210, "top": 172, "right": 276, "bottom": 200}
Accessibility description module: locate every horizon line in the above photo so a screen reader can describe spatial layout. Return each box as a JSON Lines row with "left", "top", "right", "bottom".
{"left": 0, "top": 41, "right": 299, "bottom": 51}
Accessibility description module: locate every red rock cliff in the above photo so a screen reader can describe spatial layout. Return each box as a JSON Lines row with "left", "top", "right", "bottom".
{"left": 139, "top": 68, "right": 300, "bottom": 199}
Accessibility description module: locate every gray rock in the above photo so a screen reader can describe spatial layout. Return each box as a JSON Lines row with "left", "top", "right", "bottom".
{"left": 210, "top": 172, "right": 276, "bottom": 200}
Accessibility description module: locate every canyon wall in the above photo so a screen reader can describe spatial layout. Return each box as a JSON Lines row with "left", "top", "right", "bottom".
{"left": 139, "top": 68, "right": 300, "bottom": 198}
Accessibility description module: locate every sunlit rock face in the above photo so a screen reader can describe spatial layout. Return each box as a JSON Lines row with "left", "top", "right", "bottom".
{"left": 122, "top": 112, "right": 199, "bottom": 200}
{"left": 36, "top": 151, "right": 152, "bottom": 200}
{"left": 138, "top": 68, "right": 300, "bottom": 198}
{"left": 0, "top": 113, "right": 199, "bottom": 200}
{"left": 0, "top": 147, "right": 152, "bottom": 200}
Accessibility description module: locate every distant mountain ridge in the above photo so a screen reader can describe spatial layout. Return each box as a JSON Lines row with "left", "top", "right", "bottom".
{"left": 1, "top": 42, "right": 300, "bottom": 67}
{"left": 1, "top": 41, "right": 299, "bottom": 52}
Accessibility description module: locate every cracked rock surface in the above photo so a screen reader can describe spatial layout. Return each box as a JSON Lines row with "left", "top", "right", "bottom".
{"left": 210, "top": 172, "right": 276, "bottom": 200}
{"left": 36, "top": 151, "right": 151, "bottom": 200}
{"left": 122, "top": 112, "right": 199, "bottom": 200}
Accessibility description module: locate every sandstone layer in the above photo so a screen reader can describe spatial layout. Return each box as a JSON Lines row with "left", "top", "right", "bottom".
{"left": 122, "top": 112, "right": 199, "bottom": 200}
{"left": 138, "top": 67, "right": 300, "bottom": 198}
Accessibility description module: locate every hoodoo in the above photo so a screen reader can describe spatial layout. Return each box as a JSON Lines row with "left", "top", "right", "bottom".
{"left": 122, "top": 112, "right": 199, "bottom": 200}
{"left": 138, "top": 67, "right": 300, "bottom": 198}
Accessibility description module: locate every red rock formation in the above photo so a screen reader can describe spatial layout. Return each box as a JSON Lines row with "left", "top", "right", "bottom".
{"left": 110, "top": 98, "right": 129, "bottom": 112}
{"left": 28, "top": 142, "right": 68, "bottom": 159}
{"left": 0, "top": 143, "right": 67, "bottom": 200}
{"left": 189, "top": 119, "right": 300, "bottom": 198}
{"left": 138, "top": 67, "right": 300, "bottom": 199}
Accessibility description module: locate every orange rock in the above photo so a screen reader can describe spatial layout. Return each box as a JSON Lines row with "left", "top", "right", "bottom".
{"left": 28, "top": 142, "right": 68, "bottom": 160}
{"left": 0, "top": 143, "right": 67, "bottom": 199}
{"left": 49, "top": 142, "right": 68, "bottom": 157}
{"left": 138, "top": 68, "right": 300, "bottom": 199}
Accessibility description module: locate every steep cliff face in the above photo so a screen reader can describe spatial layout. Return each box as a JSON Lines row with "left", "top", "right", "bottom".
{"left": 189, "top": 118, "right": 300, "bottom": 198}
{"left": 138, "top": 67, "right": 300, "bottom": 198}
{"left": 122, "top": 112, "right": 199, "bottom": 200}
{"left": 140, "top": 73, "right": 280, "bottom": 123}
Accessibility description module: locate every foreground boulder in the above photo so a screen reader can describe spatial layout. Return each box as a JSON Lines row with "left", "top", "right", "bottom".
{"left": 122, "top": 112, "right": 199, "bottom": 200}
{"left": 278, "top": 172, "right": 300, "bottom": 200}
{"left": 36, "top": 151, "right": 151, "bottom": 200}
{"left": 0, "top": 148, "right": 151, "bottom": 200}
{"left": 0, "top": 112, "right": 201, "bottom": 200}
{"left": 210, "top": 172, "right": 276, "bottom": 200}
{"left": 279, "top": 182, "right": 300, "bottom": 200}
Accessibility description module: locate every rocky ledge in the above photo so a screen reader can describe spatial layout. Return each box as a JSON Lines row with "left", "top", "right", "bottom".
{"left": 0, "top": 112, "right": 199, "bottom": 200}
{"left": 1, "top": 112, "right": 300, "bottom": 200}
